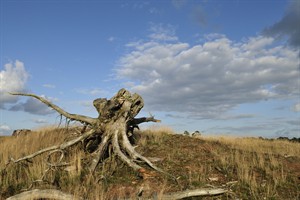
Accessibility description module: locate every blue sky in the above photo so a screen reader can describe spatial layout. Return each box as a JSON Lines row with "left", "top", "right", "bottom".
{"left": 0, "top": 0, "right": 299, "bottom": 138}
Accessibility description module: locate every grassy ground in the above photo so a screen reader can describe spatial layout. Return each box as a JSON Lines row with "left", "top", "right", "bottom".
{"left": 0, "top": 126, "right": 299, "bottom": 199}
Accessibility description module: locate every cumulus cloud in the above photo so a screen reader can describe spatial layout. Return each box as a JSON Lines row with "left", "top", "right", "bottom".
{"left": 9, "top": 95, "right": 56, "bottom": 115}
{"left": 116, "top": 34, "right": 299, "bottom": 119}
{"left": 263, "top": 0, "right": 300, "bottom": 48}
{"left": 0, "top": 60, "right": 29, "bottom": 108}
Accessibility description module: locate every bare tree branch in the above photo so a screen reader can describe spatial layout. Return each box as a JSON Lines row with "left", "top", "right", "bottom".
{"left": 130, "top": 117, "right": 161, "bottom": 125}
{"left": 9, "top": 92, "right": 97, "bottom": 125}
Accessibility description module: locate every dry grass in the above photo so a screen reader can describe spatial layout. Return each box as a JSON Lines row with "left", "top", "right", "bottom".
{"left": 201, "top": 135, "right": 300, "bottom": 199}
{"left": 203, "top": 135, "right": 300, "bottom": 157}
{"left": 0, "top": 127, "right": 299, "bottom": 199}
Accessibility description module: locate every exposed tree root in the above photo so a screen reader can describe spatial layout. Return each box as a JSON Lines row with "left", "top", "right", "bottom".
{"left": 89, "top": 134, "right": 110, "bottom": 172}
{"left": 8, "top": 89, "right": 165, "bottom": 177}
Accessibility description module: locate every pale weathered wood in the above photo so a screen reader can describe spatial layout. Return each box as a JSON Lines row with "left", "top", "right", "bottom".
{"left": 161, "top": 188, "right": 227, "bottom": 199}
{"left": 9, "top": 92, "right": 97, "bottom": 125}
{"left": 8, "top": 89, "right": 162, "bottom": 174}
{"left": 6, "top": 189, "right": 81, "bottom": 200}
{"left": 8, "top": 129, "right": 95, "bottom": 164}
{"left": 89, "top": 134, "right": 110, "bottom": 172}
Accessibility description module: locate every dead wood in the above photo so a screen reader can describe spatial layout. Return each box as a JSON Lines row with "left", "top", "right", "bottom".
{"left": 160, "top": 188, "right": 227, "bottom": 199}
{"left": 8, "top": 89, "right": 163, "bottom": 176}
{"left": 6, "top": 187, "right": 227, "bottom": 200}
{"left": 7, "top": 129, "right": 95, "bottom": 165}
{"left": 9, "top": 92, "right": 97, "bottom": 125}
{"left": 6, "top": 189, "right": 81, "bottom": 200}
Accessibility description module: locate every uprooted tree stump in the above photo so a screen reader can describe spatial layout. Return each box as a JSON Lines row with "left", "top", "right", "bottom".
{"left": 8, "top": 88, "right": 165, "bottom": 176}
{"left": 7, "top": 88, "right": 227, "bottom": 199}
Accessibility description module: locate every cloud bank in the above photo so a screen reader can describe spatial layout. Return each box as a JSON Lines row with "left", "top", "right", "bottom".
{"left": 117, "top": 34, "right": 299, "bottom": 119}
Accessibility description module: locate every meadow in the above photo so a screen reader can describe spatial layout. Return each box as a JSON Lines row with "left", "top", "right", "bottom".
{"left": 0, "top": 126, "right": 299, "bottom": 199}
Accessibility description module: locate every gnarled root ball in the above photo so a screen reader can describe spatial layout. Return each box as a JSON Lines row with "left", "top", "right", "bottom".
{"left": 8, "top": 88, "right": 164, "bottom": 177}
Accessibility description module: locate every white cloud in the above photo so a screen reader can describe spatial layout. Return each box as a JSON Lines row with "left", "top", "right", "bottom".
{"left": 0, "top": 124, "right": 10, "bottom": 131}
{"left": 0, "top": 124, "right": 11, "bottom": 135}
{"left": 242, "top": 36, "right": 274, "bottom": 51}
{"left": 117, "top": 34, "right": 299, "bottom": 119}
{"left": 292, "top": 103, "right": 300, "bottom": 112}
{"left": 0, "top": 60, "right": 29, "bottom": 108}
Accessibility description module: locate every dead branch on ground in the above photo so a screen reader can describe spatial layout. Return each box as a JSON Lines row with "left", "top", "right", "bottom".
{"left": 6, "top": 189, "right": 81, "bottom": 200}
{"left": 6, "top": 187, "right": 227, "bottom": 200}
